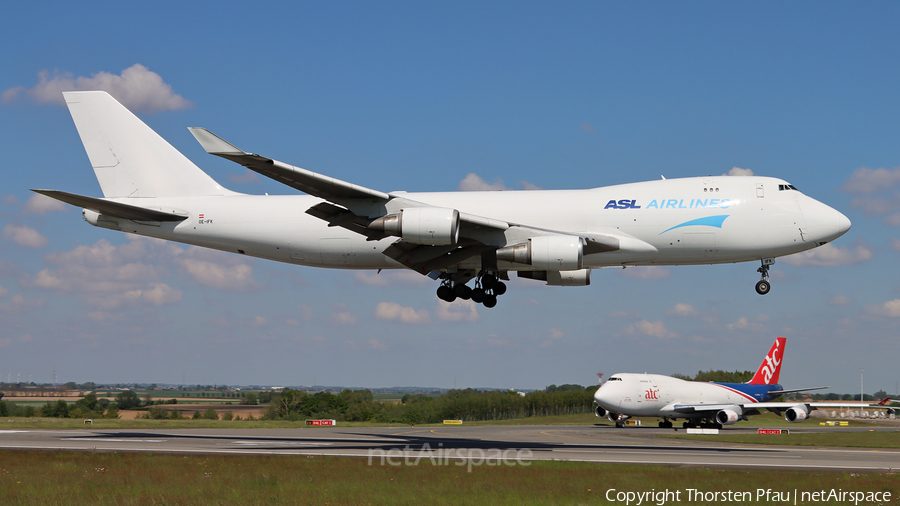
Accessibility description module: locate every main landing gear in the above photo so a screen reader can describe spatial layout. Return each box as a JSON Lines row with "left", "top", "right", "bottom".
{"left": 658, "top": 419, "right": 673, "bottom": 428}
{"left": 436, "top": 272, "right": 507, "bottom": 308}
{"left": 755, "top": 258, "right": 774, "bottom": 295}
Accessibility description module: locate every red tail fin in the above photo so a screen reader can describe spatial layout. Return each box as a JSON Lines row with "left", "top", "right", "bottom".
{"left": 748, "top": 337, "right": 786, "bottom": 385}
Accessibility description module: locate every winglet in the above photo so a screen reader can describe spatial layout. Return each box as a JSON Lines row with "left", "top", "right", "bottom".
{"left": 188, "top": 127, "right": 246, "bottom": 155}
{"left": 748, "top": 337, "right": 786, "bottom": 385}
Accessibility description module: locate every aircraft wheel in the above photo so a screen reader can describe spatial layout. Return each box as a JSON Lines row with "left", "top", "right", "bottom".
{"left": 471, "top": 287, "right": 486, "bottom": 303}
{"left": 493, "top": 281, "right": 507, "bottom": 296}
{"left": 454, "top": 284, "right": 472, "bottom": 300}
{"left": 483, "top": 294, "right": 498, "bottom": 308}
{"left": 437, "top": 285, "right": 456, "bottom": 302}
{"left": 658, "top": 421, "right": 666, "bottom": 428}
{"left": 615, "top": 421, "right": 625, "bottom": 428}
{"left": 755, "top": 280, "right": 771, "bottom": 295}
{"left": 482, "top": 274, "right": 497, "bottom": 289}
{"left": 682, "top": 421, "right": 693, "bottom": 429}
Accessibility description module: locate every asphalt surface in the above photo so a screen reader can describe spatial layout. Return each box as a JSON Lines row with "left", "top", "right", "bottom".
{"left": 2, "top": 425, "right": 899, "bottom": 471}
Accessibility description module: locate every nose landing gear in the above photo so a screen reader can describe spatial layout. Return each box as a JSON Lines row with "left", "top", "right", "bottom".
{"left": 755, "top": 258, "right": 775, "bottom": 295}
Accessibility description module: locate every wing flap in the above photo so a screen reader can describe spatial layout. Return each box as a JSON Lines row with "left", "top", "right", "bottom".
{"left": 32, "top": 190, "right": 188, "bottom": 222}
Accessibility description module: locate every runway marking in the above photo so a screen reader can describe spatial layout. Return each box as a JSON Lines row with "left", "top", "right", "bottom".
{"left": 230, "top": 441, "right": 332, "bottom": 447}
{"left": 62, "top": 438, "right": 166, "bottom": 443}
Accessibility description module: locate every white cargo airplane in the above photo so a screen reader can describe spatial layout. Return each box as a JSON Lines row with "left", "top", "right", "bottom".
{"left": 594, "top": 337, "right": 896, "bottom": 428}
{"left": 35, "top": 91, "right": 851, "bottom": 307}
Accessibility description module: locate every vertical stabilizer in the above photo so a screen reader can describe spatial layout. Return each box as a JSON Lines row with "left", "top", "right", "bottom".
{"left": 748, "top": 337, "right": 786, "bottom": 385}
{"left": 63, "top": 91, "right": 232, "bottom": 198}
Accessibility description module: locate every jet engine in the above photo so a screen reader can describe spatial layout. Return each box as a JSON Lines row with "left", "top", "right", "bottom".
{"left": 496, "top": 235, "right": 583, "bottom": 270}
{"left": 595, "top": 405, "right": 608, "bottom": 418}
{"left": 368, "top": 207, "right": 459, "bottom": 245}
{"left": 715, "top": 409, "right": 740, "bottom": 425}
{"left": 784, "top": 404, "right": 809, "bottom": 422}
{"left": 607, "top": 412, "right": 628, "bottom": 423}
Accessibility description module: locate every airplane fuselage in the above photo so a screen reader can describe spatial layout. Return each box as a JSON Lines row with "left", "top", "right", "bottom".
{"left": 593, "top": 373, "right": 783, "bottom": 419}
{"left": 95, "top": 175, "right": 849, "bottom": 272}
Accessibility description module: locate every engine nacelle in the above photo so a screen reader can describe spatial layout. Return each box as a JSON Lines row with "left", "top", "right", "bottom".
{"left": 715, "top": 409, "right": 740, "bottom": 425}
{"left": 784, "top": 404, "right": 809, "bottom": 423}
{"left": 496, "top": 235, "right": 583, "bottom": 270}
{"left": 607, "top": 412, "right": 628, "bottom": 423}
{"left": 595, "top": 405, "right": 608, "bottom": 418}
{"left": 517, "top": 269, "right": 592, "bottom": 286}
{"left": 369, "top": 207, "right": 459, "bottom": 245}
{"left": 83, "top": 209, "right": 120, "bottom": 230}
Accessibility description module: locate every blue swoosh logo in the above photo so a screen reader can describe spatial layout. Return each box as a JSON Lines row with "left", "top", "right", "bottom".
{"left": 659, "top": 215, "right": 729, "bottom": 235}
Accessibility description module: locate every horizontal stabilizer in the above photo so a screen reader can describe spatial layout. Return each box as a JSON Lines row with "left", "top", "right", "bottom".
{"left": 32, "top": 190, "right": 188, "bottom": 222}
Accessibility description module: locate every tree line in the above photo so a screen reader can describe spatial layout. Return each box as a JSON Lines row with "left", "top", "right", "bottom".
{"left": 260, "top": 385, "right": 596, "bottom": 424}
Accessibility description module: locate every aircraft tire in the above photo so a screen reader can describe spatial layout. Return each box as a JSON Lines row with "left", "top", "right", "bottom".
{"left": 437, "top": 285, "right": 455, "bottom": 302}
{"left": 483, "top": 294, "right": 498, "bottom": 308}
{"left": 482, "top": 274, "right": 497, "bottom": 289}
{"left": 493, "top": 281, "right": 507, "bottom": 296}
{"left": 471, "top": 287, "right": 486, "bottom": 303}
{"left": 755, "top": 280, "right": 770, "bottom": 295}
{"left": 454, "top": 284, "right": 472, "bottom": 299}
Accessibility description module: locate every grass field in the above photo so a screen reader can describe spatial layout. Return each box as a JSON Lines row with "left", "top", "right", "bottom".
{"left": 0, "top": 451, "right": 896, "bottom": 506}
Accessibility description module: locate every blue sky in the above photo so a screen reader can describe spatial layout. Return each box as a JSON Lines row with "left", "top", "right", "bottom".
{"left": 2, "top": 2, "right": 899, "bottom": 394}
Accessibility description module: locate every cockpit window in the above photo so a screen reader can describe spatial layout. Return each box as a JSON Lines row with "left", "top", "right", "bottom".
{"left": 778, "top": 184, "right": 799, "bottom": 191}
{"left": 607, "top": 377, "right": 622, "bottom": 381}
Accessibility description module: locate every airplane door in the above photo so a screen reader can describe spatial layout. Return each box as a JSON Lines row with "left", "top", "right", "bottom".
{"left": 756, "top": 183, "right": 765, "bottom": 198}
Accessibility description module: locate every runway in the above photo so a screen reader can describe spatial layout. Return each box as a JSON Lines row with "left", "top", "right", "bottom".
{"left": 2, "top": 425, "right": 899, "bottom": 471}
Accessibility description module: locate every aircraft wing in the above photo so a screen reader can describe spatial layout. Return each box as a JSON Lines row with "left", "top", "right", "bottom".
{"left": 673, "top": 400, "right": 897, "bottom": 415}
{"left": 31, "top": 190, "right": 188, "bottom": 222}
{"left": 188, "top": 128, "right": 391, "bottom": 202}
{"left": 190, "top": 128, "right": 654, "bottom": 273}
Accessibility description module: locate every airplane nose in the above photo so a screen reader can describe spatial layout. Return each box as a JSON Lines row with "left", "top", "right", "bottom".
{"left": 836, "top": 210, "right": 852, "bottom": 236}
{"left": 800, "top": 197, "right": 851, "bottom": 244}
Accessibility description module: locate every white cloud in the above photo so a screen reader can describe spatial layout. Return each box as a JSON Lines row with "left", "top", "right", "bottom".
{"left": 725, "top": 316, "right": 767, "bottom": 332}
{"left": 840, "top": 166, "right": 900, "bottom": 194}
{"left": 179, "top": 256, "right": 256, "bottom": 291}
{"left": 23, "top": 194, "right": 66, "bottom": 215}
{"left": 866, "top": 299, "right": 900, "bottom": 318}
{"left": 226, "top": 170, "right": 262, "bottom": 185}
{"left": 30, "top": 237, "right": 194, "bottom": 309}
{"left": 375, "top": 302, "right": 431, "bottom": 324}
{"left": 620, "top": 266, "right": 671, "bottom": 279}
{"left": 368, "top": 338, "right": 388, "bottom": 351}
{"left": 723, "top": 167, "right": 755, "bottom": 176}
{"left": 668, "top": 303, "right": 699, "bottom": 317}
{"left": 354, "top": 270, "right": 432, "bottom": 287}
{"left": 626, "top": 320, "right": 675, "bottom": 338}
{"left": 330, "top": 312, "right": 358, "bottom": 326}
{"left": 457, "top": 173, "right": 541, "bottom": 191}
{"left": 458, "top": 173, "right": 508, "bottom": 191}
{"left": 435, "top": 298, "right": 480, "bottom": 322}
{"left": 4, "top": 224, "right": 48, "bottom": 248}
{"left": 3, "top": 64, "right": 192, "bottom": 113}
{"left": 830, "top": 295, "right": 853, "bottom": 306}
{"left": 781, "top": 243, "right": 873, "bottom": 267}
{"left": 540, "top": 328, "right": 565, "bottom": 348}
